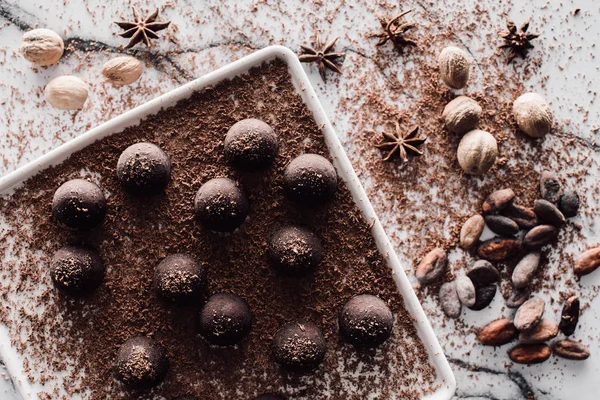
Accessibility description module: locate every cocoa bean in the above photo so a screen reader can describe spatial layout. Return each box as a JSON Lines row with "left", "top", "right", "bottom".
{"left": 540, "top": 170, "right": 562, "bottom": 204}
{"left": 455, "top": 276, "right": 476, "bottom": 307}
{"left": 477, "top": 237, "right": 522, "bottom": 261}
{"left": 534, "top": 199, "right": 566, "bottom": 227}
{"left": 559, "top": 295, "right": 579, "bottom": 336}
{"left": 558, "top": 190, "right": 580, "bottom": 218}
{"left": 574, "top": 247, "right": 600, "bottom": 276}
{"left": 523, "top": 225, "right": 557, "bottom": 248}
{"left": 415, "top": 248, "right": 447, "bottom": 284}
{"left": 459, "top": 214, "right": 485, "bottom": 249}
{"left": 510, "top": 216, "right": 540, "bottom": 230}
{"left": 477, "top": 318, "right": 518, "bottom": 346}
{"left": 519, "top": 320, "right": 559, "bottom": 343}
{"left": 553, "top": 340, "right": 590, "bottom": 360}
{"left": 509, "top": 343, "right": 551, "bottom": 364}
{"left": 506, "top": 289, "right": 530, "bottom": 309}
{"left": 439, "top": 281, "right": 461, "bottom": 319}
{"left": 469, "top": 284, "right": 496, "bottom": 311}
{"left": 514, "top": 297, "right": 545, "bottom": 331}
{"left": 503, "top": 203, "right": 536, "bottom": 220}
{"left": 466, "top": 260, "right": 499, "bottom": 286}
{"left": 511, "top": 251, "right": 541, "bottom": 289}
{"left": 482, "top": 188, "right": 515, "bottom": 214}
{"left": 484, "top": 215, "right": 519, "bottom": 236}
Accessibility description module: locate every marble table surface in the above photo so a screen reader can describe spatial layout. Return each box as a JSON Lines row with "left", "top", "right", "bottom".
{"left": 1, "top": 0, "right": 600, "bottom": 399}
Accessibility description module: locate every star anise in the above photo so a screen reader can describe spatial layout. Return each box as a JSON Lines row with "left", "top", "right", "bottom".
{"left": 375, "top": 122, "right": 426, "bottom": 162}
{"left": 298, "top": 33, "right": 346, "bottom": 82}
{"left": 115, "top": 7, "right": 171, "bottom": 49}
{"left": 372, "top": 10, "right": 417, "bottom": 52}
{"left": 499, "top": 19, "right": 540, "bottom": 63}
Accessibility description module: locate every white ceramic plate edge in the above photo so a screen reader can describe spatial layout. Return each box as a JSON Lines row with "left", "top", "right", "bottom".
{"left": 0, "top": 45, "right": 456, "bottom": 400}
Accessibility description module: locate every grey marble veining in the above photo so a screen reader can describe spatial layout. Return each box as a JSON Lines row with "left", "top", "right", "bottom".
{"left": 1, "top": 0, "right": 599, "bottom": 399}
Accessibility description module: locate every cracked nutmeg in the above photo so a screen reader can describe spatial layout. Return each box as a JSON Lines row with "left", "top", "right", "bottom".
{"left": 372, "top": 9, "right": 417, "bottom": 52}
{"left": 499, "top": 19, "right": 540, "bottom": 63}
{"left": 298, "top": 33, "right": 345, "bottom": 82}
{"left": 115, "top": 7, "right": 171, "bottom": 49}
{"left": 374, "top": 121, "right": 426, "bottom": 163}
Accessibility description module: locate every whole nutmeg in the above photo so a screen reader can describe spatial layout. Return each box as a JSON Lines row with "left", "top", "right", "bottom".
{"left": 442, "top": 96, "right": 482, "bottom": 134}
{"left": 512, "top": 93, "right": 553, "bottom": 138}
{"left": 438, "top": 46, "right": 471, "bottom": 89}
{"left": 457, "top": 129, "right": 498, "bottom": 175}
{"left": 102, "top": 56, "right": 143, "bottom": 85}
{"left": 44, "top": 75, "right": 89, "bottom": 110}
{"left": 20, "top": 29, "right": 64, "bottom": 66}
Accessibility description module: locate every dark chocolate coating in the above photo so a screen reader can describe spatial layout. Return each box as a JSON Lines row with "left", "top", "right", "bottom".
{"left": 283, "top": 154, "right": 337, "bottom": 205}
{"left": 50, "top": 245, "right": 105, "bottom": 295}
{"left": 194, "top": 178, "right": 249, "bottom": 232}
{"left": 115, "top": 336, "right": 168, "bottom": 389}
{"left": 117, "top": 142, "right": 171, "bottom": 195}
{"left": 272, "top": 321, "right": 326, "bottom": 370}
{"left": 199, "top": 293, "right": 252, "bottom": 346}
{"left": 268, "top": 226, "right": 322, "bottom": 276}
{"left": 154, "top": 254, "right": 207, "bottom": 305}
{"left": 252, "top": 395, "right": 286, "bottom": 400}
{"left": 339, "top": 294, "right": 394, "bottom": 348}
{"left": 51, "top": 179, "right": 106, "bottom": 230}
{"left": 224, "top": 118, "right": 278, "bottom": 170}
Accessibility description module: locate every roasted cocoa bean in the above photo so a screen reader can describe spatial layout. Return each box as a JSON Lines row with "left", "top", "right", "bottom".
{"left": 553, "top": 340, "right": 590, "bottom": 360}
{"left": 466, "top": 260, "right": 500, "bottom": 286}
{"left": 509, "top": 343, "right": 551, "bottom": 364}
{"left": 519, "top": 320, "right": 558, "bottom": 343}
{"left": 460, "top": 214, "right": 485, "bottom": 249}
{"left": 439, "top": 281, "right": 461, "bottom": 319}
{"left": 482, "top": 188, "right": 515, "bottom": 214}
{"left": 574, "top": 247, "right": 600, "bottom": 276}
{"left": 558, "top": 190, "right": 580, "bottom": 218}
{"left": 477, "top": 237, "right": 522, "bottom": 261}
{"left": 477, "top": 318, "right": 518, "bottom": 346}
{"left": 485, "top": 215, "right": 519, "bottom": 236}
{"left": 511, "top": 251, "right": 541, "bottom": 289}
{"left": 455, "top": 276, "right": 476, "bottom": 307}
{"left": 415, "top": 248, "right": 448, "bottom": 284}
{"left": 514, "top": 297, "right": 545, "bottom": 331}
{"left": 523, "top": 225, "right": 557, "bottom": 248}
{"left": 540, "top": 170, "right": 562, "bottom": 203}
{"left": 534, "top": 199, "right": 566, "bottom": 227}
{"left": 469, "top": 284, "right": 496, "bottom": 311}
{"left": 559, "top": 295, "right": 580, "bottom": 336}
{"left": 506, "top": 289, "right": 530, "bottom": 309}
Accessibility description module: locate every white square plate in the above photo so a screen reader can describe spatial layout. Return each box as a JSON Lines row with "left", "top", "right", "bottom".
{"left": 0, "top": 45, "right": 456, "bottom": 399}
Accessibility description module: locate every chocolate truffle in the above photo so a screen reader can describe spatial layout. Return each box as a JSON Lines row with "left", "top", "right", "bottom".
{"left": 252, "top": 395, "right": 286, "bottom": 400}
{"left": 194, "top": 178, "right": 249, "bottom": 232}
{"left": 339, "top": 294, "right": 394, "bottom": 348}
{"left": 154, "top": 254, "right": 207, "bottom": 305}
{"left": 272, "top": 321, "right": 327, "bottom": 370}
{"left": 50, "top": 245, "right": 105, "bottom": 294}
{"left": 115, "top": 336, "right": 168, "bottom": 389}
{"left": 199, "top": 293, "right": 252, "bottom": 346}
{"left": 268, "top": 226, "right": 322, "bottom": 276}
{"left": 224, "top": 118, "right": 278, "bottom": 170}
{"left": 116, "top": 142, "right": 171, "bottom": 195}
{"left": 283, "top": 154, "right": 337, "bottom": 205}
{"left": 52, "top": 179, "right": 106, "bottom": 230}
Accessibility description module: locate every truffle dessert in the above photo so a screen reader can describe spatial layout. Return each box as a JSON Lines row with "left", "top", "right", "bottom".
{"left": 50, "top": 244, "right": 105, "bottom": 295}
{"left": 116, "top": 142, "right": 172, "bottom": 195}
{"left": 339, "top": 294, "right": 394, "bottom": 348}
{"left": 199, "top": 293, "right": 253, "bottom": 346}
{"left": 268, "top": 226, "right": 323, "bottom": 276}
{"left": 154, "top": 254, "right": 207, "bottom": 305}
{"left": 115, "top": 336, "right": 169, "bottom": 389}
{"left": 224, "top": 118, "right": 278, "bottom": 170}
{"left": 51, "top": 179, "right": 106, "bottom": 230}
{"left": 283, "top": 153, "right": 338, "bottom": 205}
{"left": 194, "top": 177, "right": 249, "bottom": 232}
{"left": 272, "top": 321, "right": 327, "bottom": 370}
{"left": 252, "top": 395, "right": 286, "bottom": 400}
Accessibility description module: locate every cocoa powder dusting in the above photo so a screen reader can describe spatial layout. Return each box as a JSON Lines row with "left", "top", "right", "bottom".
{"left": 0, "top": 60, "right": 436, "bottom": 399}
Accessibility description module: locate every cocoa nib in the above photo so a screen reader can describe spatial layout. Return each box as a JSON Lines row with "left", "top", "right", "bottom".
{"left": 509, "top": 343, "right": 551, "bottom": 364}
{"left": 415, "top": 248, "right": 447, "bottom": 284}
{"left": 539, "top": 170, "right": 562, "bottom": 204}
{"left": 477, "top": 237, "right": 522, "bottom": 261}
{"left": 466, "top": 260, "right": 500, "bottom": 286}
{"left": 482, "top": 188, "right": 515, "bottom": 214}
{"left": 523, "top": 225, "right": 557, "bottom": 248}
{"left": 574, "top": 247, "right": 600, "bottom": 276}
{"left": 484, "top": 215, "right": 519, "bottom": 236}
{"left": 533, "top": 199, "right": 566, "bottom": 227}
{"left": 559, "top": 295, "right": 580, "bottom": 336}
{"left": 468, "top": 284, "right": 496, "bottom": 311}
{"left": 477, "top": 319, "right": 518, "bottom": 346}
{"left": 553, "top": 340, "right": 590, "bottom": 360}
